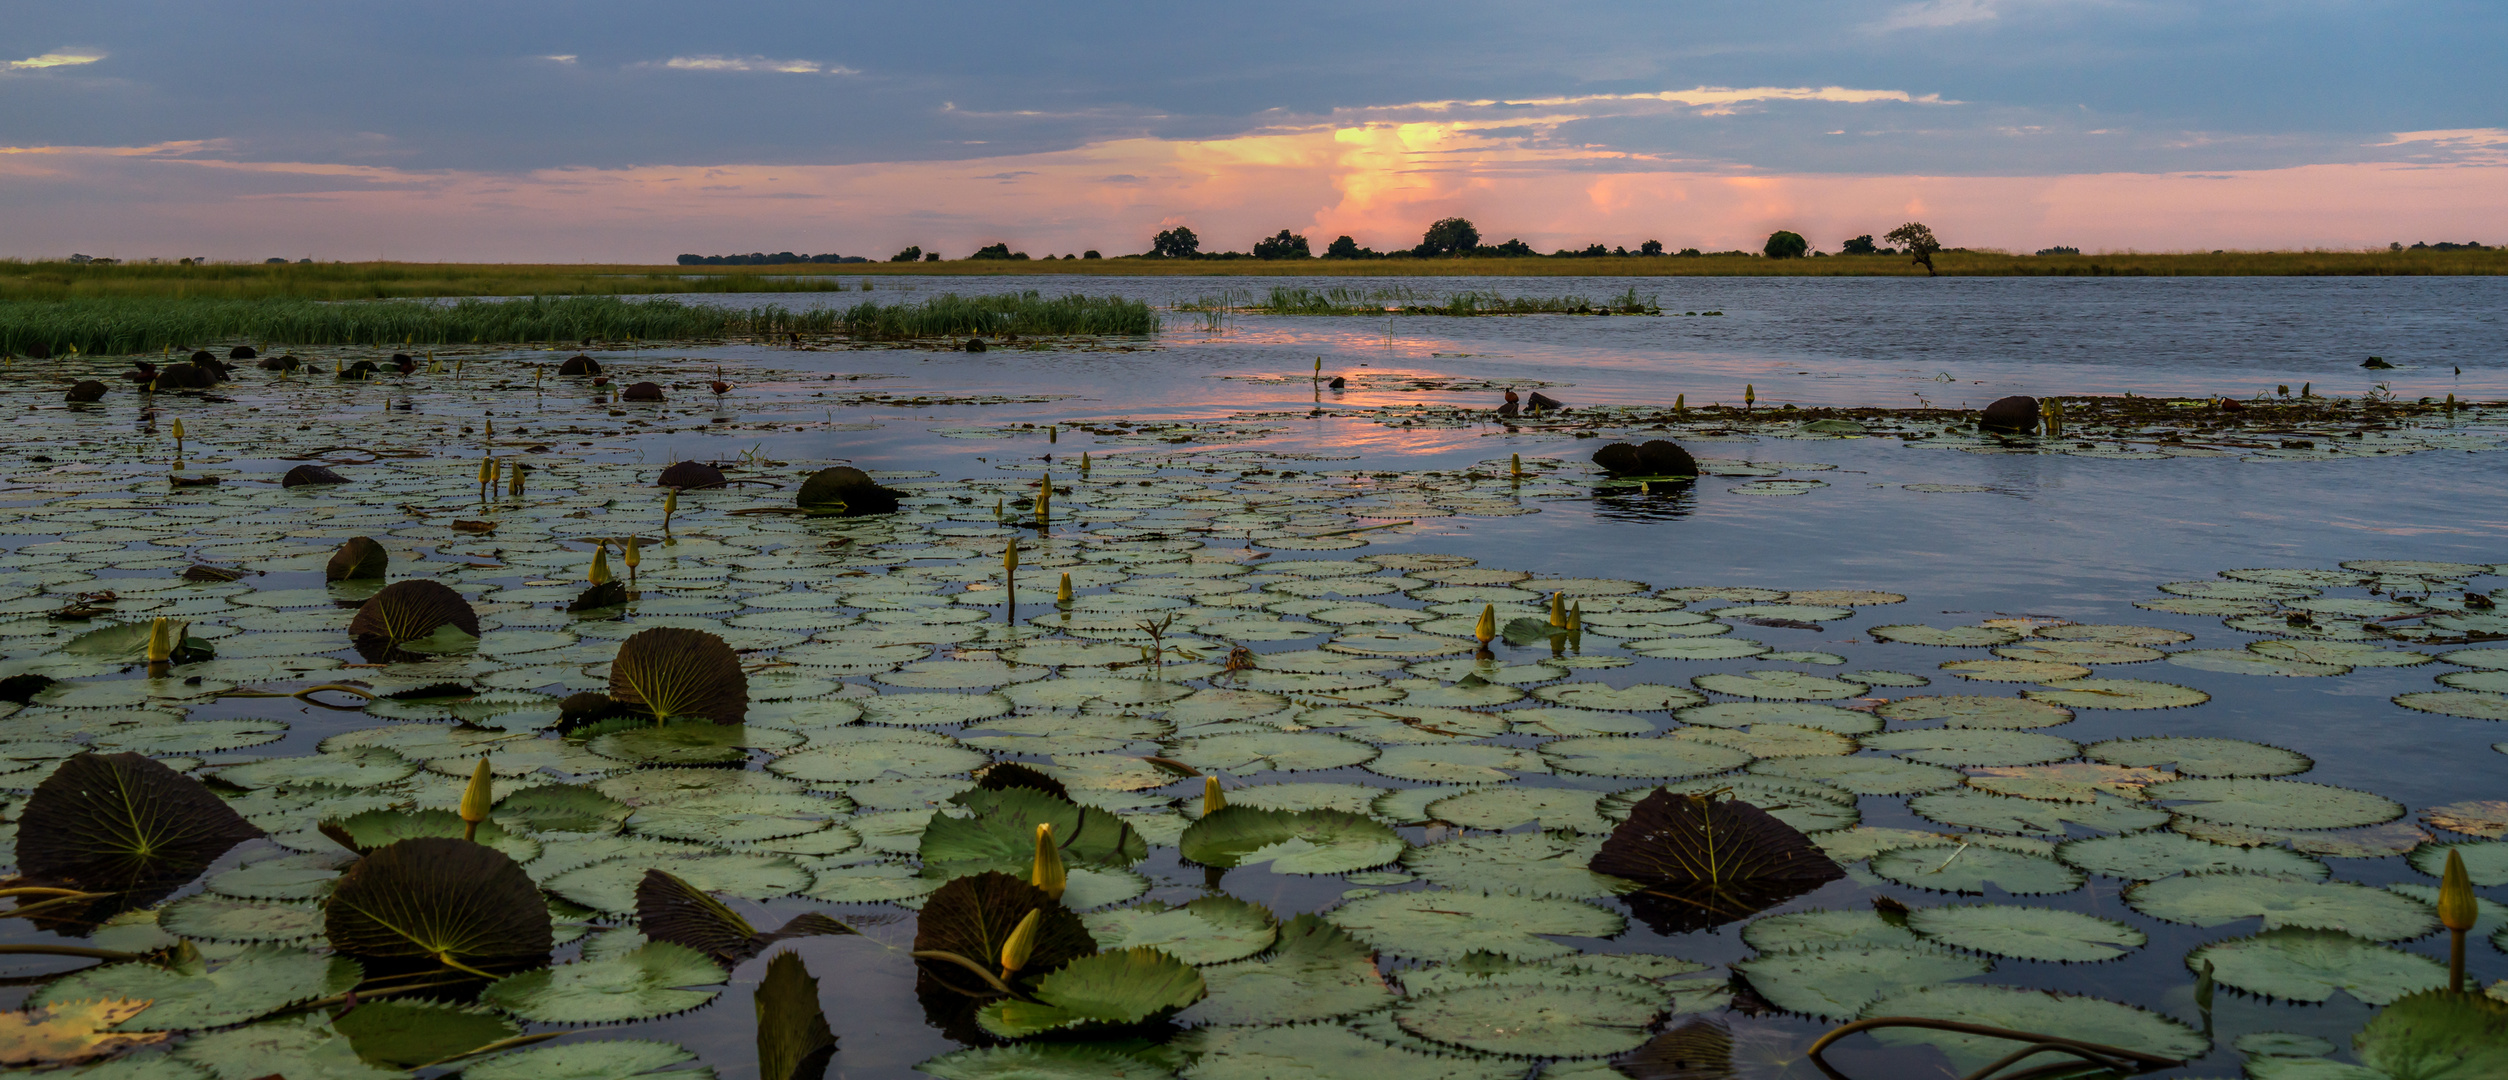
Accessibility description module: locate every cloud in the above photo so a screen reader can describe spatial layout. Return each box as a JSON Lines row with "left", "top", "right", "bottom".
{"left": 2377, "top": 128, "right": 2508, "bottom": 165}
{"left": 8, "top": 49, "right": 107, "bottom": 70}
{"left": 1375, "top": 86, "right": 1954, "bottom": 119}
{"left": 656, "top": 55, "right": 855, "bottom": 75}
{"left": 1874, "top": 0, "right": 2006, "bottom": 31}
{"left": 542, "top": 54, "right": 578, "bottom": 64}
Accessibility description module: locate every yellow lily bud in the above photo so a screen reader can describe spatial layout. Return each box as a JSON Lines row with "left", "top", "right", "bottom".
{"left": 1003, "top": 540, "right": 1020, "bottom": 573}
{"left": 588, "top": 545, "right": 613, "bottom": 585}
{"left": 1000, "top": 909, "right": 1041, "bottom": 977}
{"left": 172, "top": 418, "right": 185, "bottom": 441}
{"left": 994, "top": 496, "right": 1005, "bottom": 521}
{"left": 1080, "top": 451, "right": 1090, "bottom": 477}
{"left": 1509, "top": 453, "right": 1522, "bottom": 477}
{"left": 1474, "top": 604, "right": 1496, "bottom": 644}
{"left": 2440, "top": 848, "right": 2478, "bottom": 932}
{"left": 476, "top": 458, "right": 493, "bottom": 485}
{"left": 1314, "top": 357, "right": 1323, "bottom": 375}
{"left": 1745, "top": 384, "right": 1756, "bottom": 407}
{"left": 1203, "top": 775, "right": 1225, "bottom": 816}
{"left": 1031, "top": 823, "right": 1066, "bottom": 900}
{"left": 622, "top": 536, "right": 641, "bottom": 569}
{"left": 1057, "top": 572, "right": 1072, "bottom": 604}
{"left": 144, "top": 617, "right": 177, "bottom": 664}
{"left": 663, "top": 489, "right": 677, "bottom": 529}
{"left": 485, "top": 418, "right": 494, "bottom": 440}
{"left": 1568, "top": 601, "right": 1582, "bottom": 632}
{"left": 488, "top": 459, "right": 502, "bottom": 489}
{"left": 1048, "top": 425, "right": 1057, "bottom": 443}
{"left": 459, "top": 756, "right": 493, "bottom": 841}
{"left": 1034, "top": 473, "right": 1051, "bottom": 518}
{"left": 1549, "top": 591, "right": 1567, "bottom": 628}
{"left": 1675, "top": 393, "right": 1685, "bottom": 414}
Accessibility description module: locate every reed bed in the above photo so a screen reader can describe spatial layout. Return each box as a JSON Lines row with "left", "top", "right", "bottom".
{"left": 0, "top": 292, "right": 1157, "bottom": 355}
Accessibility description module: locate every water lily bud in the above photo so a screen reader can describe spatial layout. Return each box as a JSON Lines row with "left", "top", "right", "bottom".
{"left": 1000, "top": 909, "right": 1041, "bottom": 976}
{"left": 476, "top": 458, "right": 493, "bottom": 486}
{"left": 1509, "top": 453, "right": 1521, "bottom": 477}
{"left": 1048, "top": 425, "right": 1057, "bottom": 443}
{"left": 622, "top": 536, "right": 641, "bottom": 569}
{"left": 2440, "top": 848, "right": 2479, "bottom": 932}
{"left": 144, "top": 616, "right": 177, "bottom": 664}
{"left": 1474, "top": 604, "right": 1496, "bottom": 644}
{"left": 663, "top": 489, "right": 677, "bottom": 526}
{"left": 459, "top": 755, "right": 493, "bottom": 840}
{"left": 1203, "top": 775, "right": 1225, "bottom": 816}
{"left": 1549, "top": 591, "right": 1567, "bottom": 628}
{"left": 1675, "top": 393, "right": 1686, "bottom": 414}
{"left": 588, "top": 545, "right": 613, "bottom": 585}
{"left": 1057, "top": 572, "right": 1073, "bottom": 604}
{"left": 1080, "top": 451, "right": 1090, "bottom": 477}
{"left": 172, "top": 418, "right": 185, "bottom": 441}
{"left": 1003, "top": 540, "right": 1019, "bottom": 573}
{"left": 1745, "top": 384, "right": 1756, "bottom": 407}
{"left": 1031, "top": 823, "right": 1066, "bottom": 900}
{"left": 1568, "top": 600, "right": 1582, "bottom": 632}
{"left": 1034, "top": 473, "right": 1051, "bottom": 518}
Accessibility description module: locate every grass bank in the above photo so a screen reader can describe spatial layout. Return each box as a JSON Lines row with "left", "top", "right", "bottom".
{"left": 0, "top": 292, "right": 1158, "bottom": 356}
{"left": 5, "top": 249, "right": 2505, "bottom": 303}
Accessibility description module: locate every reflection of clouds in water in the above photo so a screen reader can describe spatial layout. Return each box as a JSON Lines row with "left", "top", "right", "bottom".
{"left": 1589, "top": 479, "right": 1700, "bottom": 523}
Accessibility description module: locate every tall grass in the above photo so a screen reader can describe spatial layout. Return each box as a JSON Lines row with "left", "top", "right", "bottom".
{"left": 0, "top": 260, "right": 861, "bottom": 302}
{"left": 0, "top": 292, "right": 1157, "bottom": 355}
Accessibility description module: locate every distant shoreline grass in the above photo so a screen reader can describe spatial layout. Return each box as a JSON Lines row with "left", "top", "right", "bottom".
{"left": 2, "top": 248, "right": 2504, "bottom": 304}
{"left": 0, "top": 292, "right": 1159, "bottom": 356}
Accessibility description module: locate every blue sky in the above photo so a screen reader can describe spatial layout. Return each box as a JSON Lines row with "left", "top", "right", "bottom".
{"left": 3, "top": 1, "right": 2502, "bottom": 259}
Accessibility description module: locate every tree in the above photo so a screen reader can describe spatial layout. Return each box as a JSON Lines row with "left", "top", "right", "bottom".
{"left": 1251, "top": 230, "right": 1311, "bottom": 260}
{"left": 1839, "top": 235, "right": 1877, "bottom": 256}
{"left": 1082, "top": 250, "right": 1102, "bottom": 260}
{"left": 968, "top": 242, "right": 1027, "bottom": 260}
{"left": 1886, "top": 222, "right": 1942, "bottom": 275}
{"left": 1639, "top": 239, "right": 1663, "bottom": 256}
{"left": 1325, "top": 235, "right": 1363, "bottom": 259}
{"left": 889, "top": 246, "right": 922, "bottom": 263}
{"left": 1763, "top": 231, "right": 1808, "bottom": 259}
{"left": 1151, "top": 227, "right": 1200, "bottom": 258}
{"left": 1416, "top": 217, "right": 1480, "bottom": 257}
{"left": 1490, "top": 238, "right": 1535, "bottom": 257}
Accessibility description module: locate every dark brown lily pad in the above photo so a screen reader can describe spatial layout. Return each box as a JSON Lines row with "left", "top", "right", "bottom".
{"left": 796, "top": 466, "right": 903, "bottom": 516}
{"left": 657, "top": 461, "right": 727, "bottom": 489}
{"left": 622, "top": 381, "right": 665, "bottom": 401}
{"left": 557, "top": 354, "right": 602, "bottom": 375}
{"left": 1592, "top": 788, "right": 1845, "bottom": 934}
{"left": 326, "top": 537, "right": 388, "bottom": 581}
{"left": 636, "top": 869, "right": 855, "bottom": 967}
{"left": 64, "top": 381, "right": 106, "bottom": 403}
{"left": 325, "top": 837, "right": 553, "bottom": 976}
{"left": 349, "top": 579, "right": 480, "bottom": 660}
{"left": 16, "top": 752, "right": 262, "bottom": 909}
{"left": 283, "top": 464, "right": 349, "bottom": 487}
{"left": 609, "top": 626, "right": 748, "bottom": 724}
{"left": 913, "top": 871, "right": 1096, "bottom": 997}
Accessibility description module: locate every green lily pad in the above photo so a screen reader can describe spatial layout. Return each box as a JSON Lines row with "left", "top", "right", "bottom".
{"left": 1859, "top": 984, "right": 2208, "bottom": 1074}
{"left": 2250, "top": 639, "right": 2432, "bottom": 667}
{"left": 918, "top": 1044, "right": 1175, "bottom": 1080}
{"left": 978, "top": 947, "right": 1207, "bottom": 1038}
{"left": 1180, "top": 806, "right": 1405, "bottom": 874}
{"left": 2393, "top": 691, "right": 2508, "bottom": 722}
{"left": 767, "top": 731, "right": 988, "bottom": 785}
{"left": 589, "top": 722, "right": 802, "bottom": 766}
{"left": 1748, "top": 756, "right": 1962, "bottom": 795}
{"left": 1421, "top": 787, "right": 1612, "bottom": 834}
{"left": 1173, "top": 732, "right": 1378, "bottom": 773}
{"left": 2168, "top": 649, "right": 2351, "bottom": 677}
{"left": 1741, "top": 909, "right": 1922, "bottom": 954}
{"left": 480, "top": 940, "right": 726, "bottom": 1023}
{"left": 2146, "top": 778, "right": 2402, "bottom": 830}
{"left": 1909, "top": 789, "right": 2169, "bottom": 836}
{"left": 1674, "top": 701, "right": 1879, "bottom": 735}
{"left": 210, "top": 749, "right": 415, "bottom": 790}
{"left": 459, "top": 1039, "right": 710, "bottom": 1080}
{"left": 2409, "top": 841, "right": 2508, "bottom": 886}
{"left": 1083, "top": 896, "right": 1277, "bottom": 965}
{"left": 159, "top": 894, "right": 325, "bottom": 943}
{"left": 1530, "top": 683, "right": 1706, "bottom": 711}
{"left": 1905, "top": 905, "right": 2145, "bottom": 962}
{"left": 1540, "top": 736, "right": 1752, "bottom": 779}
{"left": 2125, "top": 873, "right": 2440, "bottom": 940}
{"left": 170, "top": 1015, "right": 400, "bottom": 1080}
{"left": 1871, "top": 844, "right": 2084, "bottom": 895}
{"left": 2023, "top": 678, "right": 2209, "bottom": 710}
{"left": 1327, "top": 889, "right": 1622, "bottom": 962}
{"left": 2190, "top": 928, "right": 2446, "bottom": 1004}
{"left": 2353, "top": 990, "right": 2508, "bottom": 1080}
{"left": 1870, "top": 625, "right": 2021, "bottom": 647}
{"left": 32, "top": 945, "right": 361, "bottom": 1031}
{"left": 1734, "top": 946, "right": 1991, "bottom": 1021}
{"left": 1862, "top": 729, "right": 2080, "bottom": 767}
{"left": 2057, "top": 830, "right": 2329, "bottom": 881}
{"left": 493, "top": 783, "right": 631, "bottom": 834}
{"left": 1876, "top": 695, "right": 2073, "bottom": 729}
{"left": 331, "top": 1000, "right": 519, "bottom": 1070}
{"left": 543, "top": 850, "right": 810, "bottom": 913}
{"left": 625, "top": 792, "right": 847, "bottom": 844}
{"left": 2085, "top": 736, "right": 2311, "bottom": 778}
{"left": 1392, "top": 983, "right": 1661, "bottom": 1057}
{"left": 1691, "top": 671, "right": 1868, "bottom": 700}
{"left": 1400, "top": 831, "right": 1640, "bottom": 899}
{"left": 1174, "top": 1023, "right": 1518, "bottom": 1080}
{"left": 1366, "top": 743, "right": 1548, "bottom": 783}
{"left": 1179, "top": 914, "right": 1396, "bottom": 1026}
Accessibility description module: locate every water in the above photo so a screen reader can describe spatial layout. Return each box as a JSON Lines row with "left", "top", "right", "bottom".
{"left": 1, "top": 276, "right": 2502, "bottom": 1079}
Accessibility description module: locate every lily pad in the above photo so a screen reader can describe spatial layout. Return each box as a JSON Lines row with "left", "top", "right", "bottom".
{"left": 1909, "top": 789, "right": 2167, "bottom": 836}
{"left": 1905, "top": 905, "right": 2145, "bottom": 962}
{"left": 1872, "top": 844, "right": 2084, "bottom": 895}
{"left": 480, "top": 940, "right": 726, "bottom": 1023}
{"left": 31, "top": 945, "right": 361, "bottom": 1031}
{"left": 2146, "top": 778, "right": 2402, "bottom": 830}
{"left": 2058, "top": 831, "right": 2329, "bottom": 882}
{"left": 2023, "top": 678, "right": 2209, "bottom": 711}
{"left": 1540, "top": 736, "right": 1751, "bottom": 779}
{"left": 1741, "top": 909, "right": 1922, "bottom": 954}
{"left": 1400, "top": 831, "right": 1639, "bottom": 899}
{"left": 1392, "top": 983, "right": 1661, "bottom": 1058}
{"left": 2353, "top": 990, "right": 2508, "bottom": 1080}
{"left": 2125, "top": 873, "right": 2440, "bottom": 940}
{"left": 1748, "top": 756, "right": 1961, "bottom": 796}
{"left": 1870, "top": 625, "right": 2021, "bottom": 647}
{"left": 1859, "top": 984, "right": 2207, "bottom": 1074}
{"left": 1180, "top": 806, "right": 1405, "bottom": 874}
{"left": 1876, "top": 695, "right": 2073, "bottom": 730}
{"left": 1691, "top": 671, "right": 1868, "bottom": 700}
{"left": 324, "top": 837, "right": 554, "bottom": 973}
{"left": 1180, "top": 914, "right": 1396, "bottom": 1026}
{"left": 1734, "top": 946, "right": 1990, "bottom": 1021}
{"left": 1175, "top": 1023, "right": 1518, "bottom": 1080}
{"left": 1327, "top": 889, "right": 1622, "bottom": 963}
{"left": 1675, "top": 701, "right": 1879, "bottom": 735}
{"left": 977, "top": 947, "right": 1207, "bottom": 1037}
{"left": 2189, "top": 928, "right": 2445, "bottom": 1004}
{"left": 2086, "top": 736, "right": 2311, "bottom": 778}
{"left": 1083, "top": 896, "right": 1277, "bottom": 966}
{"left": 456, "top": 1039, "right": 706, "bottom": 1080}
{"left": 1862, "top": 729, "right": 2080, "bottom": 768}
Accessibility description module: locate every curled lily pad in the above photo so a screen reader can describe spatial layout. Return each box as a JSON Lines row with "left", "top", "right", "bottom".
{"left": 17, "top": 751, "right": 261, "bottom": 907}
{"left": 1180, "top": 806, "right": 1405, "bottom": 875}
{"left": 1589, "top": 788, "right": 1844, "bottom": 931}
{"left": 347, "top": 579, "right": 479, "bottom": 658}
{"left": 318, "top": 809, "right": 540, "bottom": 864}
{"left": 977, "top": 947, "right": 1206, "bottom": 1038}
{"left": 609, "top": 626, "right": 748, "bottom": 724}
{"left": 324, "top": 837, "right": 555, "bottom": 974}
{"left": 635, "top": 869, "right": 855, "bottom": 966}
{"left": 481, "top": 940, "right": 726, "bottom": 1023}
{"left": 2188, "top": 928, "right": 2445, "bottom": 1004}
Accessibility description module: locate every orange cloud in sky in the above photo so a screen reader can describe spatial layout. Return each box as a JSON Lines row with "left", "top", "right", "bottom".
{"left": 3, "top": 121, "right": 2503, "bottom": 261}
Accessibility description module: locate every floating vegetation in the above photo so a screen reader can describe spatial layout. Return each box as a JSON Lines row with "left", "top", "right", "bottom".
{"left": 0, "top": 340, "right": 2498, "bottom": 1078}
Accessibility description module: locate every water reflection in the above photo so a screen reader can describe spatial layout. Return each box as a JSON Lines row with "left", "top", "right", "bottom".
{"left": 1592, "top": 478, "right": 1702, "bottom": 522}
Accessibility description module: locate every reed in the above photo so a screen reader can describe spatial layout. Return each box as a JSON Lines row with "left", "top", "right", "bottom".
{"left": 0, "top": 291, "right": 1156, "bottom": 355}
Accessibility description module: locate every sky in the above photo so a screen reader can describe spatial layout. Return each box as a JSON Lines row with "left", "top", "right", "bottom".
{"left": 2, "top": 0, "right": 2503, "bottom": 262}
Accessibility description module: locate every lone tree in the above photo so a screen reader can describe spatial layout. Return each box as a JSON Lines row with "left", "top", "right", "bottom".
{"left": 1252, "top": 230, "right": 1311, "bottom": 259}
{"left": 1416, "top": 217, "right": 1480, "bottom": 257}
{"left": 1763, "top": 231, "right": 1808, "bottom": 259}
{"left": 1886, "top": 222, "right": 1942, "bottom": 275}
{"left": 1639, "top": 239, "right": 1664, "bottom": 256}
{"left": 1839, "top": 234, "right": 1877, "bottom": 256}
{"left": 1151, "top": 226, "right": 1201, "bottom": 258}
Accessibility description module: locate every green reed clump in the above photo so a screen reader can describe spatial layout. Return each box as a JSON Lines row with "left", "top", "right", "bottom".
{"left": 0, "top": 296, "right": 844, "bottom": 356}
{"left": 833, "top": 291, "right": 1159, "bottom": 338}
{"left": 0, "top": 260, "right": 857, "bottom": 302}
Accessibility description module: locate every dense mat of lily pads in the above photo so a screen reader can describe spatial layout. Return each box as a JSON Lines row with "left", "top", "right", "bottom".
{"left": 0, "top": 420, "right": 2504, "bottom": 1078}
